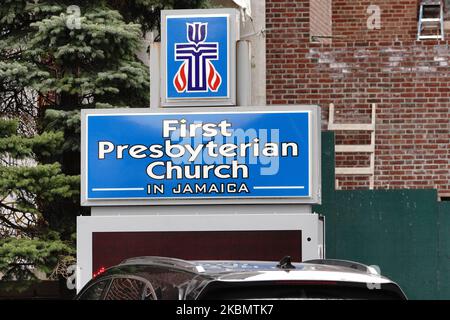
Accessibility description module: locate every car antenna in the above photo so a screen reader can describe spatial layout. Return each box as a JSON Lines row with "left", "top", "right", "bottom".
{"left": 277, "top": 256, "right": 296, "bottom": 270}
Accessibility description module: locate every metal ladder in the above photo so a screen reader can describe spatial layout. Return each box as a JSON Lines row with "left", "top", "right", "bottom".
{"left": 417, "top": 0, "right": 445, "bottom": 40}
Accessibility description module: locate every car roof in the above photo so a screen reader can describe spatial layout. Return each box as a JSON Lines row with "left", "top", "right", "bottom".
{"left": 117, "top": 256, "right": 394, "bottom": 285}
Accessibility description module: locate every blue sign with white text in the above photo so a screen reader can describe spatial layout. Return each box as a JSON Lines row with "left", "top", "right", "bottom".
{"left": 166, "top": 15, "right": 229, "bottom": 99}
{"left": 85, "top": 111, "right": 311, "bottom": 200}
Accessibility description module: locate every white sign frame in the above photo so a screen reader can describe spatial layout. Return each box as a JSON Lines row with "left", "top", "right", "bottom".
{"left": 160, "top": 9, "right": 240, "bottom": 107}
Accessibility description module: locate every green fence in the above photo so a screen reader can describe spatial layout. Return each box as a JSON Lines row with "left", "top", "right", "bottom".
{"left": 314, "top": 132, "right": 450, "bottom": 300}
{"left": 438, "top": 201, "right": 450, "bottom": 299}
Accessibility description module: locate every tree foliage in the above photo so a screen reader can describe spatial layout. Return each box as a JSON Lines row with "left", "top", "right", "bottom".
{"left": 0, "top": 117, "right": 78, "bottom": 279}
{"left": 107, "top": 0, "right": 211, "bottom": 32}
{"left": 0, "top": 0, "right": 213, "bottom": 280}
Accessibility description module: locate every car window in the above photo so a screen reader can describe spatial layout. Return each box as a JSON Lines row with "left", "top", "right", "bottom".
{"left": 78, "top": 279, "right": 110, "bottom": 300}
{"left": 131, "top": 266, "right": 191, "bottom": 299}
{"left": 105, "top": 277, "right": 149, "bottom": 300}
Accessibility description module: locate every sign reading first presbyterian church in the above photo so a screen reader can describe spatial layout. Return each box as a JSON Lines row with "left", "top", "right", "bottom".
{"left": 81, "top": 107, "right": 321, "bottom": 206}
{"left": 161, "top": 9, "right": 239, "bottom": 107}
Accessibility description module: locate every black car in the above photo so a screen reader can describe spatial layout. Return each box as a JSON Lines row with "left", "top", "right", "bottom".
{"left": 76, "top": 256, "right": 407, "bottom": 300}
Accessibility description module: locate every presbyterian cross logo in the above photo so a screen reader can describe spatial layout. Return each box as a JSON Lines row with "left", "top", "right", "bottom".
{"left": 173, "top": 22, "right": 222, "bottom": 93}
{"left": 163, "top": 11, "right": 235, "bottom": 105}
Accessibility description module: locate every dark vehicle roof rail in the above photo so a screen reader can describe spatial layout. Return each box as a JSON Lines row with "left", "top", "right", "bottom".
{"left": 303, "top": 259, "right": 380, "bottom": 275}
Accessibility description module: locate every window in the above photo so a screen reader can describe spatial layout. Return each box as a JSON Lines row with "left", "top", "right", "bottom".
{"left": 105, "top": 277, "right": 153, "bottom": 300}
{"left": 78, "top": 280, "right": 110, "bottom": 300}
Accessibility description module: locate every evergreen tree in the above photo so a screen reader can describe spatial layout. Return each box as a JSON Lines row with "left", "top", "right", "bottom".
{"left": 0, "top": 0, "right": 209, "bottom": 281}
{"left": 108, "top": 0, "right": 211, "bottom": 32}
{"left": 0, "top": 118, "right": 77, "bottom": 279}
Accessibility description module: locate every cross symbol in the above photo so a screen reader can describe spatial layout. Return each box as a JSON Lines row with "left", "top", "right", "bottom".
{"left": 175, "top": 23, "right": 219, "bottom": 92}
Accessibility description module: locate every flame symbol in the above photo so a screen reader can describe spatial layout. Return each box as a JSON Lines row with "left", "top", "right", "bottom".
{"left": 173, "top": 61, "right": 187, "bottom": 93}
{"left": 207, "top": 61, "right": 221, "bottom": 92}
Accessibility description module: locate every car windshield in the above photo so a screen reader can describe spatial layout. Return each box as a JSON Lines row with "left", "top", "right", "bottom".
{"left": 198, "top": 281, "right": 406, "bottom": 300}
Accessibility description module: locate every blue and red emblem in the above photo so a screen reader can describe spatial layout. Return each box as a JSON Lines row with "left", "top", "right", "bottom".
{"left": 166, "top": 15, "right": 229, "bottom": 99}
{"left": 173, "top": 23, "right": 222, "bottom": 93}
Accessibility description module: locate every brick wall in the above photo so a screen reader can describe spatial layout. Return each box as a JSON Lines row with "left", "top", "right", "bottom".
{"left": 333, "top": 0, "right": 418, "bottom": 42}
{"left": 266, "top": 0, "right": 450, "bottom": 197}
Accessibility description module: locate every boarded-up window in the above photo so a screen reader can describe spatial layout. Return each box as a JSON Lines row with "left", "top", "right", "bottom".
{"left": 310, "top": 0, "right": 332, "bottom": 43}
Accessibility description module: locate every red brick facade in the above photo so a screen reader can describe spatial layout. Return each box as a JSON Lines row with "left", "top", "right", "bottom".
{"left": 333, "top": 0, "right": 418, "bottom": 42}
{"left": 266, "top": 0, "right": 450, "bottom": 197}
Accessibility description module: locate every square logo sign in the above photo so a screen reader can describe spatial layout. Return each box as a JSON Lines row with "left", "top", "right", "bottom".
{"left": 163, "top": 10, "right": 237, "bottom": 104}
